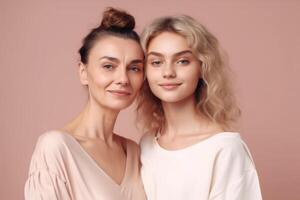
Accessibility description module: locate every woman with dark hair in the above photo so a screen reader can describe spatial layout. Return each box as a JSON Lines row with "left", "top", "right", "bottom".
{"left": 25, "top": 8, "right": 146, "bottom": 200}
{"left": 137, "top": 15, "right": 262, "bottom": 200}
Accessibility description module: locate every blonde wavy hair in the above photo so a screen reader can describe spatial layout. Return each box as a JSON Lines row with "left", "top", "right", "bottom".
{"left": 136, "top": 15, "right": 241, "bottom": 134}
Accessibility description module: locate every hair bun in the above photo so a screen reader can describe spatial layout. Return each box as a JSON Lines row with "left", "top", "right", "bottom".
{"left": 100, "top": 7, "right": 135, "bottom": 31}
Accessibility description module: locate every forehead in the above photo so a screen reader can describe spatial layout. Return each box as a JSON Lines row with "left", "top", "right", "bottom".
{"left": 89, "top": 36, "right": 144, "bottom": 60}
{"left": 147, "top": 32, "right": 190, "bottom": 57}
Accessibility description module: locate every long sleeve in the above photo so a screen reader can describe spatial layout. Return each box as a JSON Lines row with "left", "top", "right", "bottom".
{"left": 24, "top": 132, "right": 72, "bottom": 200}
{"left": 25, "top": 168, "right": 72, "bottom": 200}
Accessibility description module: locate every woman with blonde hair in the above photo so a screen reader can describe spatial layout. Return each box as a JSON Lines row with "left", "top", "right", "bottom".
{"left": 137, "top": 15, "right": 262, "bottom": 200}
{"left": 25, "top": 8, "right": 146, "bottom": 200}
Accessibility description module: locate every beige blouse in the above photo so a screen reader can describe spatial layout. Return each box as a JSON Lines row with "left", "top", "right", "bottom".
{"left": 25, "top": 130, "right": 146, "bottom": 200}
{"left": 140, "top": 132, "right": 262, "bottom": 200}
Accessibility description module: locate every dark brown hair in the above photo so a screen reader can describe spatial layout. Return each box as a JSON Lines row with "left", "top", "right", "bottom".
{"left": 79, "top": 7, "right": 140, "bottom": 64}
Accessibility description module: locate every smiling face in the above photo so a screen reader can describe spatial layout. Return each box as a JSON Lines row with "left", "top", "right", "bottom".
{"left": 146, "top": 31, "right": 201, "bottom": 103}
{"left": 79, "top": 35, "right": 144, "bottom": 111}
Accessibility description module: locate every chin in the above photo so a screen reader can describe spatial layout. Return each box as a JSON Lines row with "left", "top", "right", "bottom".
{"left": 155, "top": 95, "right": 185, "bottom": 103}
{"left": 153, "top": 91, "right": 195, "bottom": 104}
{"left": 105, "top": 100, "right": 134, "bottom": 110}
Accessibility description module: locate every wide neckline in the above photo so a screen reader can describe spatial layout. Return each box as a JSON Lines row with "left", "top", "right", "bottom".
{"left": 59, "top": 130, "right": 130, "bottom": 188}
{"left": 153, "top": 132, "right": 240, "bottom": 153}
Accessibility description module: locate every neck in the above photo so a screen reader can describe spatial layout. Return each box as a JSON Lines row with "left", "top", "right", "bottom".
{"left": 65, "top": 99, "right": 119, "bottom": 144}
{"left": 161, "top": 95, "right": 218, "bottom": 137}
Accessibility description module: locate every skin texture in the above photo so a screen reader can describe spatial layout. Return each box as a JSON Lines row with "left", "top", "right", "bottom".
{"left": 80, "top": 36, "right": 144, "bottom": 111}
{"left": 62, "top": 36, "right": 144, "bottom": 184}
{"left": 146, "top": 32, "right": 201, "bottom": 103}
{"left": 146, "top": 32, "right": 223, "bottom": 150}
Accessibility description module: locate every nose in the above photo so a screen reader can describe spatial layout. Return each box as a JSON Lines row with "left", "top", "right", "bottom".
{"left": 162, "top": 64, "right": 176, "bottom": 79}
{"left": 116, "top": 69, "right": 129, "bottom": 86}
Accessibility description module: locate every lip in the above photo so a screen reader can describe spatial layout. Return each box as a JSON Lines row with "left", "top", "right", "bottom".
{"left": 107, "top": 90, "right": 131, "bottom": 96}
{"left": 158, "top": 83, "right": 182, "bottom": 90}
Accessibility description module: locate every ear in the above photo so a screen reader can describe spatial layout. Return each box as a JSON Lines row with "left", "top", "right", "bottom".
{"left": 78, "top": 62, "right": 89, "bottom": 85}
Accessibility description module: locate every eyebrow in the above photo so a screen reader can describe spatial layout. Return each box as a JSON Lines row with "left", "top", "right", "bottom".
{"left": 98, "top": 56, "right": 120, "bottom": 63}
{"left": 99, "top": 56, "right": 143, "bottom": 65}
{"left": 130, "top": 59, "right": 144, "bottom": 65}
{"left": 147, "top": 50, "right": 193, "bottom": 58}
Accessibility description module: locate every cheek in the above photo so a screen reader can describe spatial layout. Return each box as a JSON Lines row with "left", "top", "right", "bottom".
{"left": 130, "top": 74, "right": 144, "bottom": 90}
{"left": 90, "top": 73, "right": 112, "bottom": 89}
{"left": 183, "top": 64, "right": 201, "bottom": 81}
{"left": 179, "top": 68, "right": 201, "bottom": 91}
{"left": 187, "top": 72, "right": 200, "bottom": 84}
{"left": 146, "top": 68, "right": 160, "bottom": 84}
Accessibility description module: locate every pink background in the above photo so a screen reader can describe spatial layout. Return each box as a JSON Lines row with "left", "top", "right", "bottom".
{"left": 1, "top": 0, "right": 299, "bottom": 199}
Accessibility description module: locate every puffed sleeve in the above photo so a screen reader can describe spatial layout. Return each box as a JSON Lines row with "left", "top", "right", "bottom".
{"left": 25, "top": 169, "right": 71, "bottom": 200}
{"left": 209, "top": 140, "right": 262, "bottom": 200}
{"left": 24, "top": 132, "right": 72, "bottom": 200}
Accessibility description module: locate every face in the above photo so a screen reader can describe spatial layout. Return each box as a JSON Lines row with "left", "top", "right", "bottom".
{"left": 79, "top": 36, "right": 144, "bottom": 111}
{"left": 146, "top": 32, "right": 201, "bottom": 103}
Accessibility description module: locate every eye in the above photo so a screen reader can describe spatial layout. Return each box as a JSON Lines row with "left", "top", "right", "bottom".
{"left": 128, "top": 65, "right": 142, "bottom": 72}
{"left": 102, "top": 63, "right": 114, "bottom": 70}
{"left": 177, "top": 59, "right": 190, "bottom": 65}
{"left": 149, "top": 60, "right": 163, "bottom": 67}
